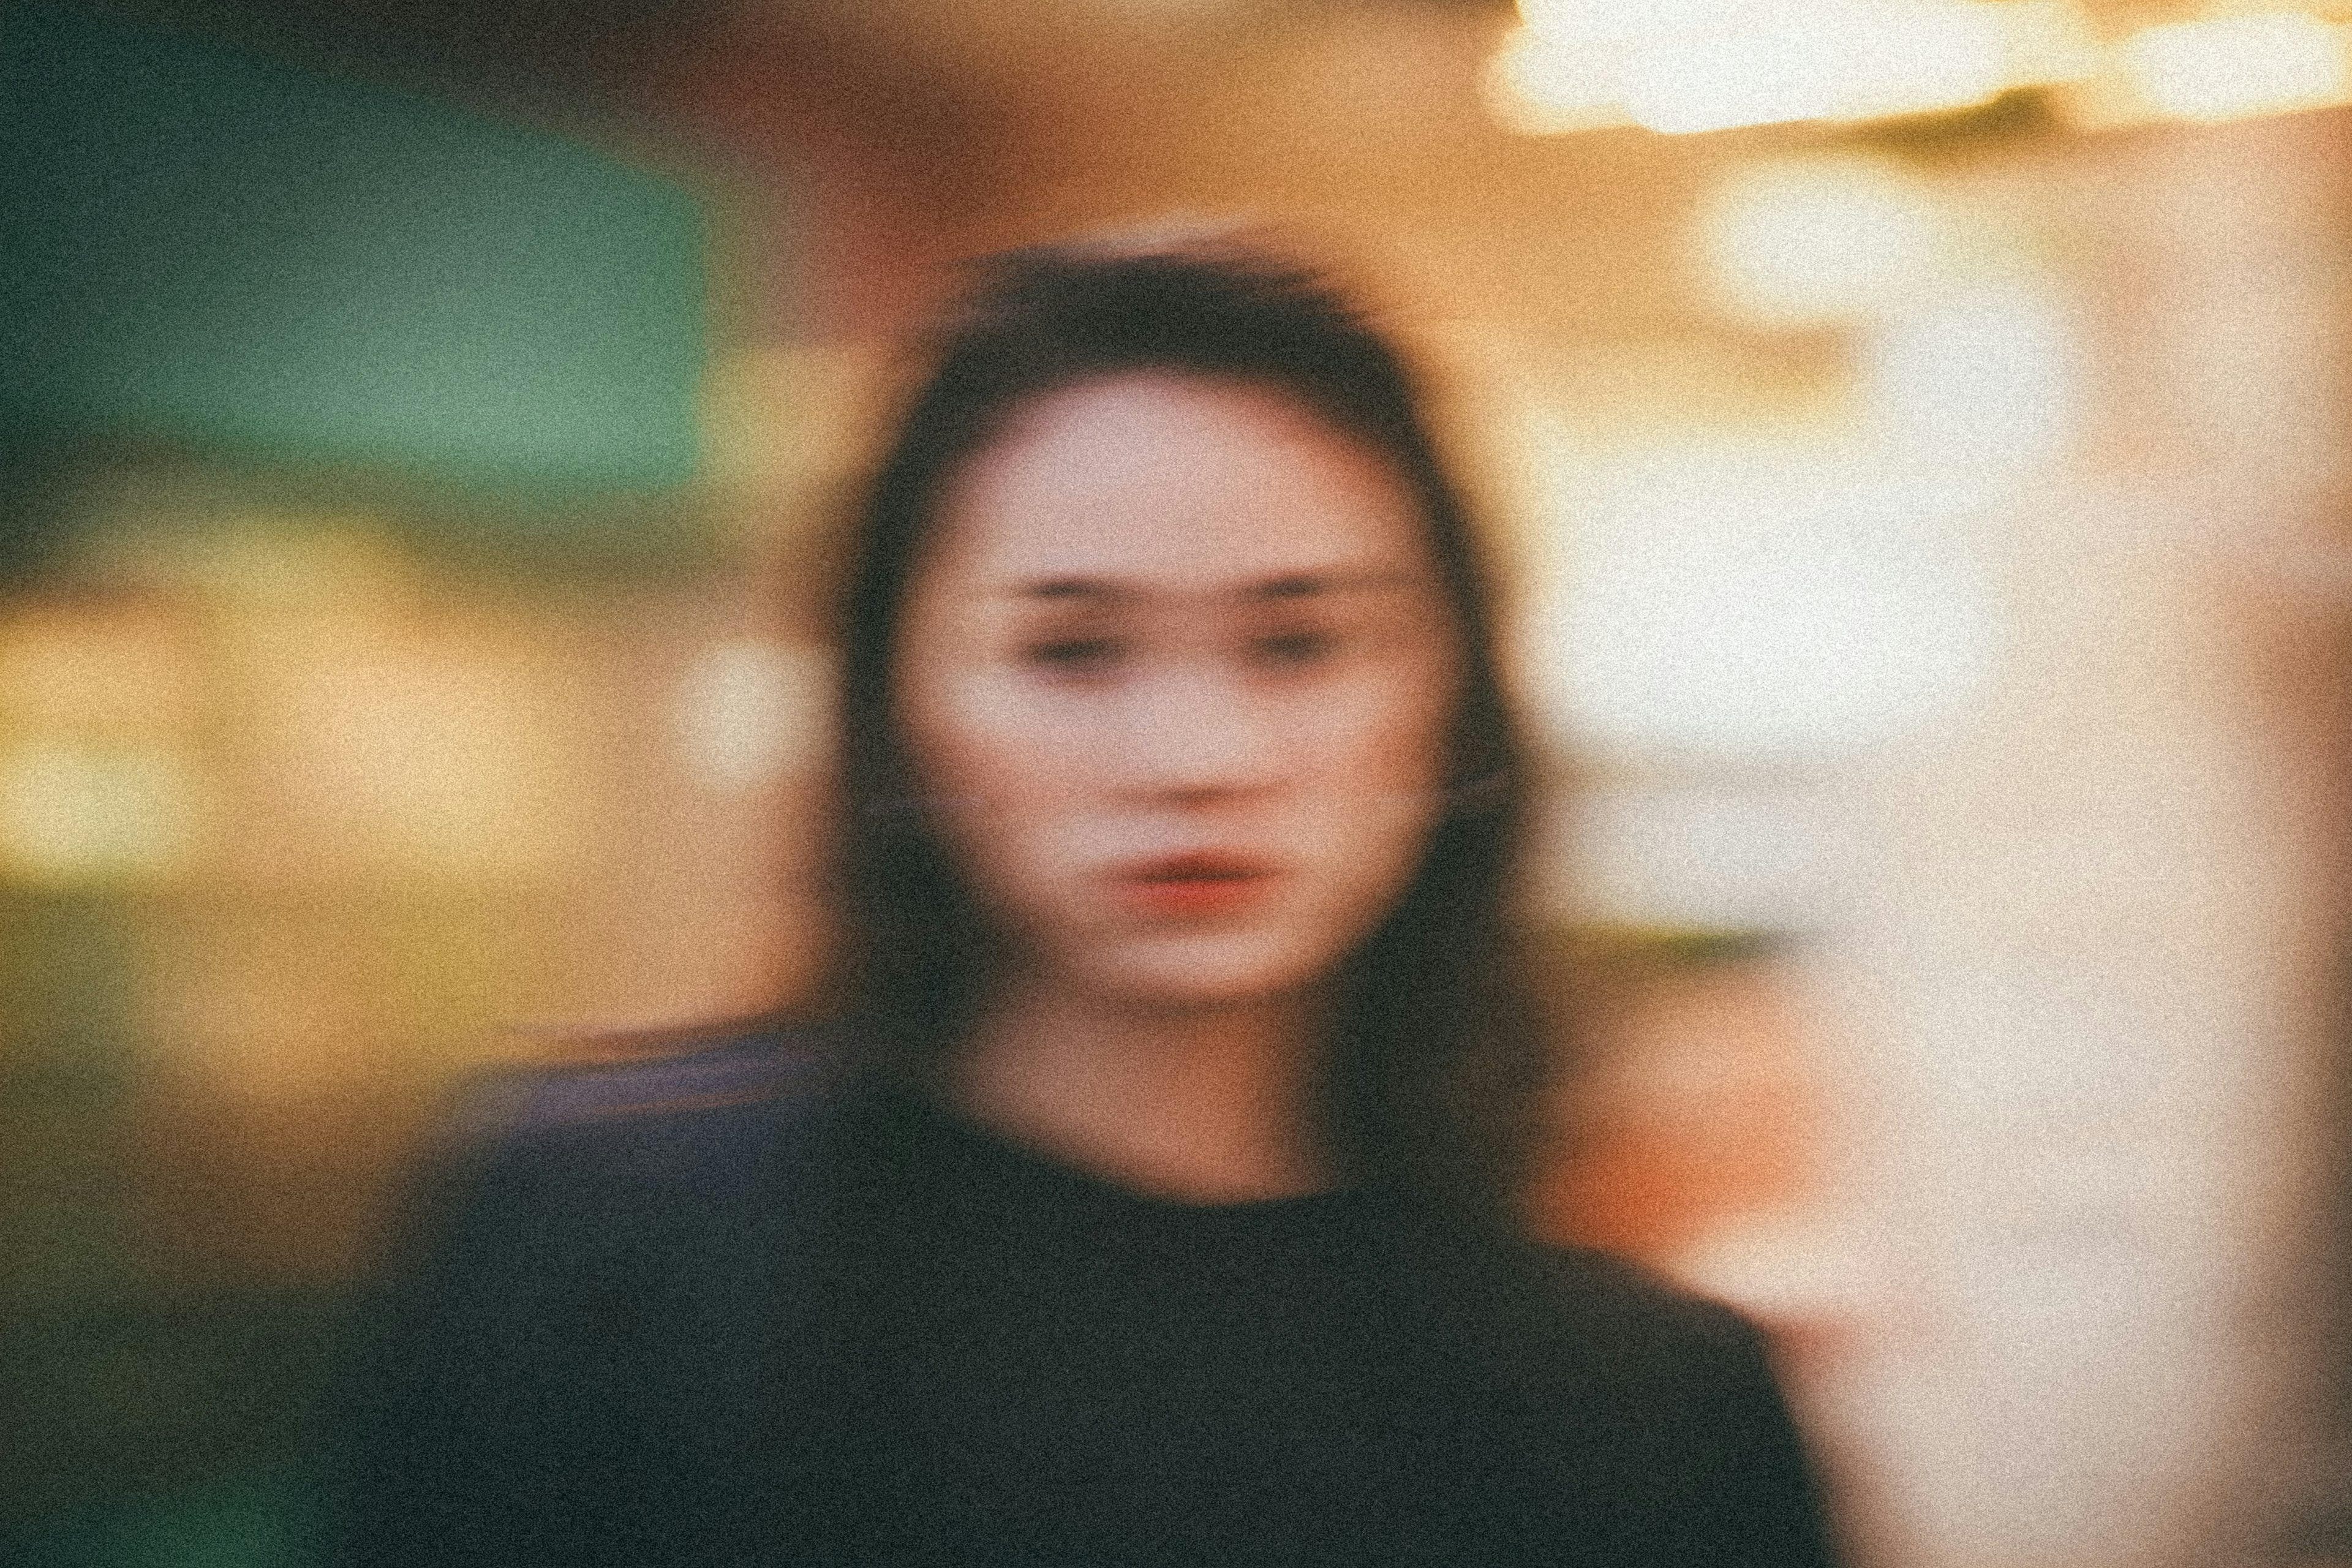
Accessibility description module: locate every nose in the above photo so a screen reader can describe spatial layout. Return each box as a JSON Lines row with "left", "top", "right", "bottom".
{"left": 1118, "top": 659, "right": 1279, "bottom": 805}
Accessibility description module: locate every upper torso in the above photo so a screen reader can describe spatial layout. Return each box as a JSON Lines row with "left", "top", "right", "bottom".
{"left": 320, "top": 1029, "right": 1838, "bottom": 1568}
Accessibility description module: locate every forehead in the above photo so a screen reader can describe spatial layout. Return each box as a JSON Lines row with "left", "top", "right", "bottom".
{"left": 929, "top": 372, "right": 1430, "bottom": 592}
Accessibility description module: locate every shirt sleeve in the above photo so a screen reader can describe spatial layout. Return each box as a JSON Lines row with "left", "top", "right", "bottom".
{"left": 306, "top": 1039, "right": 827, "bottom": 1568}
{"left": 309, "top": 1129, "right": 606, "bottom": 1568}
{"left": 1491, "top": 1246, "right": 1846, "bottom": 1568}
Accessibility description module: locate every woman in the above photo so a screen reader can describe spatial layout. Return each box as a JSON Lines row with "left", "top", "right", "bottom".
{"left": 320, "top": 240, "right": 1839, "bottom": 1567}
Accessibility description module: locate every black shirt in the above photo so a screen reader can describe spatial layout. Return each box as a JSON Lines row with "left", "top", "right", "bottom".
{"left": 320, "top": 1034, "right": 1839, "bottom": 1568}
{"left": 813, "top": 1083, "right": 1836, "bottom": 1567}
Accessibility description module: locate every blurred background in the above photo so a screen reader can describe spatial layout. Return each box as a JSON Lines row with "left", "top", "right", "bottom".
{"left": 4, "top": 0, "right": 2351, "bottom": 1564}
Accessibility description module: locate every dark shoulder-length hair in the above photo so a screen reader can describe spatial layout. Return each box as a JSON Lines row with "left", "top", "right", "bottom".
{"left": 824, "top": 236, "right": 1549, "bottom": 1225}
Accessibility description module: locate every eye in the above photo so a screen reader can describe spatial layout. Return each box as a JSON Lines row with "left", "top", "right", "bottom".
{"left": 1026, "top": 636, "right": 1123, "bottom": 674}
{"left": 1253, "top": 628, "right": 1337, "bottom": 668}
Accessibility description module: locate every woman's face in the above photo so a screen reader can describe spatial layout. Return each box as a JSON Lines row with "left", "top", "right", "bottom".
{"left": 893, "top": 370, "right": 1463, "bottom": 1014}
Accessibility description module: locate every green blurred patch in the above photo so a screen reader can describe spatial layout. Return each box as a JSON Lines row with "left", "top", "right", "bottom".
{"left": 9, "top": 1471, "right": 317, "bottom": 1568}
{"left": 2, "top": 1290, "right": 353, "bottom": 1549}
{"left": 1, "top": 2, "right": 707, "bottom": 500}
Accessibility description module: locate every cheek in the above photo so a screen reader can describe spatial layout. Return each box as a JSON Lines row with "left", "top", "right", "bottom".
{"left": 1293, "top": 665, "right": 1455, "bottom": 802}
{"left": 907, "top": 669, "right": 1063, "bottom": 797}
{"left": 901, "top": 672, "right": 1100, "bottom": 895}
{"left": 1278, "top": 668, "right": 1458, "bottom": 894}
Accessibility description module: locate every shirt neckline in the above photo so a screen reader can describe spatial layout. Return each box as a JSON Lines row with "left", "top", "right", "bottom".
{"left": 872, "top": 1075, "right": 1365, "bottom": 1227}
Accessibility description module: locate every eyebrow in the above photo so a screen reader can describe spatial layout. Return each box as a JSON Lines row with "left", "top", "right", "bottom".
{"left": 1012, "top": 568, "right": 1420, "bottom": 603}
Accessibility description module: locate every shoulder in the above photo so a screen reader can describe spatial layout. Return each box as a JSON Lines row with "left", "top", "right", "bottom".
{"left": 323, "top": 1021, "right": 859, "bottom": 1567}
{"left": 448, "top": 1014, "right": 851, "bottom": 1163}
{"left": 1414, "top": 1219, "right": 1766, "bottom": 1365}
{"left": 382, "top": 1017, "right": 858, "bottom": 1280}
{"left": 1411, "top": 1225, "right": 1792, "bottom": 1427}
{"left": 1526, "top": 1240, "right": 1796, "bottom": 1417}
{"left": 492, "top": 1016, "right": 846, "bottom": 1137}
{"left": 1520, "top": 1240, "right": 1771, "bottom": 1368}
{"left": 1458, "top": 1240, "right": 1841, "bottom": 1562}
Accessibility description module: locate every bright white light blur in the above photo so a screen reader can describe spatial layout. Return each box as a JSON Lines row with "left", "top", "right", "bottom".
{"left": 1504, "top": 1, "right": 2036, "bottom": 135}
{"left": 675, "top": 639, "right": 827, "bottom": 790}
{"left": 1862, "top": 285, "right": 2078, "bottom": 477}
{"left": 1498, "top": 2, "right": 2352, "bottom": 139}
{"left": 1519, "top": 0, "right": 1744, "bottom": 46}
{"left": 1619, "top": 4, "right": 2013, "bottom": 133}
{"left": 1493, "top": 1, "right": 2160, "bottom": 137}
{"left": 2124, "top": 12, "right": 2351, "bottom": 125}
{"left": 1672, "top": 1213, "right": 1869, "bottom": 1324}
{"left": 1569, "top": 782, "right": 1849, "bottom": 929}
{"left": 1695, "top": 155, "right": 1949, "bottom": 327}
{"left": 1487, "top": 25, "right": 1626, "bottom": 134}
{"left": 1999, "top": 0, "right": 2102, "bottom": 86}
{"left": 1536, "top": 442, "right": 2003, "bottom": 764}
{"left": 1825, "top": 3, "right": 2015, "bottom": 121}
{"left": 1616, "top": 18, "right": 1836, "bottom": 134}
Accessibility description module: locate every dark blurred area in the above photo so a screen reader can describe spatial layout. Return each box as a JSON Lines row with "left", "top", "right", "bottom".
{"left": 6, "top": 1, "right": 2352, "bottom": 1564}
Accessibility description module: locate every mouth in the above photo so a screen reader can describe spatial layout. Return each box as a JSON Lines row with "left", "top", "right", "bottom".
{"left": 1112, "top": 851, "right": 1280, "bottom": 921}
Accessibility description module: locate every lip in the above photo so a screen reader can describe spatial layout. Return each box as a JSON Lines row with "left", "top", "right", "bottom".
{"left": 1110, "top": 851, "right": 1280, "bottom": 921}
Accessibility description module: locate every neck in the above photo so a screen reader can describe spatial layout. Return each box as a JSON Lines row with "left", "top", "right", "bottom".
{"left": 948, "top": 976, "right": 1332, "bottom": 1204}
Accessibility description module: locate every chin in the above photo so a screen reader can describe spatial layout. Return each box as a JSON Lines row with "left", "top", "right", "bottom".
{"left": 1080, "top": 929, "right": 1340, "bottom": 1014}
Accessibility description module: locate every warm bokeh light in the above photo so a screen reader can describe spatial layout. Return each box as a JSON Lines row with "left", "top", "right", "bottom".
{"left": 0, "top": 745, "right": 196, "bottom": 886}
{"left": 1564, "top": 783, "right": 1849, "bottom": 932}
{"left": 1499, "top": 0, "right": 2094, "bottom": 135}
{"left": 1528, "top": 437, "right": 2005, "bottom": 766}
{"left": 1860, "top": 283, "right": 2078, "bottom": 475}
{"left": 1618, "top": 2, "right": 2012, "bottom": 135}
{"left": 1485, "top": 23, "right": 1626, "bottom": 135}
{"left": 1692, "top": 154, "right": 1950, "bottom": 326}
{"left": 673, "top": 639, "right": 831, "bottom": 791}
{"left": 1496, "top": 0, "right": 2352, "bottom": 137}
{"left": 2124, "top": 10, "right": 2352, "bottom": 126}
{"left": 0, "top": 603, "right": 203, "bottom": 886}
